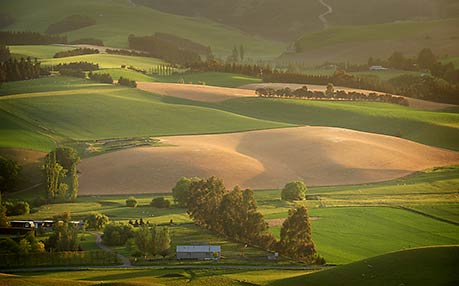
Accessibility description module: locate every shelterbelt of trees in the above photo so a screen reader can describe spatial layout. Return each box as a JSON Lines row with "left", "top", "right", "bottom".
{"left": 255, "top": 85, "right": 408, "bottom": 105}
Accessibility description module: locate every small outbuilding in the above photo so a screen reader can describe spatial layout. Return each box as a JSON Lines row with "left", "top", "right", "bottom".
{"left": 176, "top": 245, "right": 221, "bottom": 260}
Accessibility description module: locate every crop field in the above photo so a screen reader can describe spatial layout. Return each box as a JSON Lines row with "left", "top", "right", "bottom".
{"left": 0, "top": 0, "right": 286, "bottom": 59}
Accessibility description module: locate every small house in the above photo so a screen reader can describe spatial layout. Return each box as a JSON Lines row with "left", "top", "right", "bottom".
{"left": 176, "top": 245, "right": 221, "bottom": 260}
{"left": 369, "top": 65, "right": 387, "bottom": 71}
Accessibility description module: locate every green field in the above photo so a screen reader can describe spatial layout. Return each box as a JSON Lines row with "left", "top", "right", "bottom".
{"left": 351, "top": 69, "right": 423, "bottom": 81}
{"left": 0, "top": 77, "right": 289, "bottom": 150}
{"left": 155, "top": 72, "right": 262, "bottom": 88}
{"left": 272, "top": 246, "right": 459, "bottom": 286}
{"left": 0, "top": 0, "right": 285, "bottom": 59}
{"left": 8, "top": 45, "right": 71, "bottom": 59}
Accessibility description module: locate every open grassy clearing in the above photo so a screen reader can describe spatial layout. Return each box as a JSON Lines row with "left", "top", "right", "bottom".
{"left": 271, "top": 246, "right": 459, "bottom": 286}
{"left": 0, "top": 0, "right": 285, "bottom": 59}
{"left": 8, "top": 45, "right": 71, "bottom": 59}
{"left": 351, "top": 69, "right": 423, "bottom": 81}
{"left": 0, "top": 77, "right": 289, "bottom": 150}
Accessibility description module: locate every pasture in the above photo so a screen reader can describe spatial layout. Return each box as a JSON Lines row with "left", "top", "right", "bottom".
{"left": 0, "top": 0, "right": 285, "bottom": 59}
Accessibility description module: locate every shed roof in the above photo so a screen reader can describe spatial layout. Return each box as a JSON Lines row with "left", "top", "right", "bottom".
{"left": 176, "top": 245, "right": 221, "bottom": 252}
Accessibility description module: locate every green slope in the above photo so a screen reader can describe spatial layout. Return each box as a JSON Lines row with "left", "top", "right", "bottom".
{"left": 283, "top": 18, "right": 459, "bottom": 64}
{"left": 0, "top": 77, "right": 290, "bottom": 150}
{"left": 208, "top": 97, "right": 459, "bottom": 150}
{"left": 271, "top": 246, "right": 459, "bottom": 286}
{"left": 0, "top": 0, "right": 285, "bottom": 59}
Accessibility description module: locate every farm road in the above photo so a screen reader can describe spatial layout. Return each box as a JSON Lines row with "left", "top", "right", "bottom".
{"left": 318, "top": 0, "right": 332, "bottom": 29}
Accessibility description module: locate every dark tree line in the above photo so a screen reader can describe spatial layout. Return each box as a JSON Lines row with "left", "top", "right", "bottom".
{"left": 0, "top": 57, "right": 41, "bottom": 82}
{"left": 256, "top": 85, "right": 408, "bottom": 106}
{"left": 53, "top": 48, "right": 99, "bottom": 58}
{"left": 118, "top": 76, "right": 137, "bottom": 88}
{"left": 186, "top": 59, "right": 270, "bottom": 78}
{"left": 88, "top": 72, "right": 113, "bottom": 84}
{"left": 0, "top": 31, "right": 67, "bottom": 45}
{"left": 53, "top": 61, "right": 99, "bottom": 71}
{"left": 128, "top": 34, "right": 201, "bottom": 65}
{"left": 106, "top": 48, "right": 149, "bottom": 57}
{"left": 59, "top": 69, "right": 86, "bottom": 78}
{"left": 46, "top": 14, "right": 96, "bottom": 35}
{"left": 153, "top": 32, "right": 211, "bottom": 56}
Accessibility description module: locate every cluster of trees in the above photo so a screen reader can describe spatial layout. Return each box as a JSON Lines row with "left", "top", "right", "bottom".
{"left": 53, "top": 48, "right": 99, "bottom": 58}
{"left": 186, "top": 59, "right": 270, "bottom": 78}
{"left": 0, "top": 44, "right": 9, "bottom": 62}
{"left": 53, "top": 61, "right": 99, "bottom": 71}
{"left": 0, "top": 31, "right": 67, "bottom": 45}
{"left": 150, "top": 64, "right": 175, "bottom": 76}
{"left": 126, "top": 196, "right": 138, "bottom": 207}
{"left": 118, "top": 76, "right": 137, "bottom": 88}
{"left": 46, "top": 213, "right": 81, "bottom": 252}
{"left": 256, "top": 85, "right": 408, "bottom": 105}
{"left": 0, "top": 232, "right": 45, "bottom": 255}
{"left": 154, "top": 32, "right": 211, "bottom": 56}
{"left": 106, "top": 48, "right": 149, "bottom": 57}
{"left": 150, "top": 197, "right": 170, "bottom": 208}
{"left": 3, "top": 201, "right": 30, "bottom": 216}
{"left": 43, "top": 147, "right": 80, "bottom": 202}
{"left": 102, "top": 223, "right": 134, "bottom": 246}
{"left": 128, "top": 34, "right": 201, "bottom": 65}
{"left": 46, "top": 14, "right": 96, "bottom": 34}
{"left": 281, "top": 181, "right": 307, "bottom": 201}
{"left": 0, "top": 56, "right": 42, "bottom": 82}
{"left": 0, "top": 155, "right": 22, "bottom": 193}
{"left": 227, "top": 45, "right": 245, "bottom": 63}
{"left": 175, "top": 176, "right": 323, "bottom": 263}
{"left": 59, "top": 68, "right": 85, "bottom": 78}
{"left": 132, "top": 225, "right": 171, "bottom": 258}
{"left": 88, "top": 72, "right": 113, "bottom": 84}
{"left": 85, "top": 212, "right": 110, "bottom": 230}
{"left": 69, "top": 38, "right": 104, "bottom": 46}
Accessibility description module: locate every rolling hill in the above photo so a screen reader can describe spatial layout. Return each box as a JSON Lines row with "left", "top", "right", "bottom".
{"left": 271, "top": 246, "right": 459, "bottom": 286}
{"left": 0, "top": 0, "right": 285, "bottom": 59}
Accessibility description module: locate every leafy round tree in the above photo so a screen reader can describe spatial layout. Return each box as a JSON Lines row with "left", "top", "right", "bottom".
{"left": 281, "top": 181, "right": 307, "bottom": 201}
{"left": 126, "top": 196, "right": 138, "bottom": 207}
{"left": 172, "top": 177, "right": 199, "bottom": 207}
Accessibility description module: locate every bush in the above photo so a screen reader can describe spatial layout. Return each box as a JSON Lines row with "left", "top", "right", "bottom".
{"left": 281, "top": 181, "right": 307, "bottom": 201}
{"left": 102, "top": 223, "right": 134, "bottom": 246}
{"left": 85, "top": 213, "right": 109, "bottom": 230}
{"left": 126, "top": 196, "right": 138, "bottom": 207}
{"left": 118, "top": 76, "right": 137, "bottom": 88}
{"left": 4, "top": 201, "right": 30, "bottom": 216}
{"left": 150, "top": 197, "right": 171, "bottom": 208}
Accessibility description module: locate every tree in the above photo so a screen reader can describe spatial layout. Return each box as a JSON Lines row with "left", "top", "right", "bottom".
{"left": 156, "top": 227, "right": 171, "bottom": 258}
{"left": 279, "top": 206, "right": 317, "bottom": 262}
{"left": 239, "top": 44, "right": 245, "bottom": 62}
{"left": 0, "top": 155, "right": 22, "bottom": 193}
{"left": 325, "top": 83, "right": 334, "bottom": 97}
{"left": 187, "top": 176, "right": 226, "bottom": 230}
{"left": 281, "top": 181, "right": 307, "bottom": 201}
{"left": 417, "top": 48, "right": 436, "bottom": 69}
{"left": 126, "top": 196, "right": 138, "bottom": 207}
{"left": 102, "top": 223, "right": 134, "bottom": 246}
{"left": 46, "top": 222, "right": 79, "bottom": 251}
{"left": 134, "top": 225, "right": 152, "bottom": 258}
{"left": 0, "top": 204, "right": 8, "bottom": 227}
{"left": 172, "top": 177, "right": 198, "bottom": 207}
{"left": 150, "top": 197, "right": 171, "bottom": 208}
{"left": 18, "top": 238, "right": 31, "bottom": 255}
{"left": 85, "top": 213, "right": 109, "bottom": 230}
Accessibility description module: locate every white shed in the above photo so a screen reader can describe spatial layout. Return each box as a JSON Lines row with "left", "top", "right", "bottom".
{"left": 176, "top": 245, "right": 221, "bottom": 260}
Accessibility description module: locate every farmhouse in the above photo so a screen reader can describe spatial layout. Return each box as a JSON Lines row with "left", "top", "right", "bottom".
{"left": 176, "top": 245, "right": 221, "bottom": 260}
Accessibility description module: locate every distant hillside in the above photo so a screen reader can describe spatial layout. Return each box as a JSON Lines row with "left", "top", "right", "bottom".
{"left": 280, "top": 18, "right": 459, "bottom": 64}
{"left": 134, "top": 0, "right": 459, "bottom": 41}
{"left": 0, "top": 0, "right": 285, "bottom": 60}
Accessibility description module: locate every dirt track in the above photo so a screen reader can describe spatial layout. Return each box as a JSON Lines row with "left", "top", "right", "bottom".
{"left": 78, "top": 126, "right": 459, "bottom": 195}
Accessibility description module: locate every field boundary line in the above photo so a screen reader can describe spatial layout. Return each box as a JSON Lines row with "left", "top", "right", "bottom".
{"left": 398, "top": 206, "right": 459, "bottom": 226}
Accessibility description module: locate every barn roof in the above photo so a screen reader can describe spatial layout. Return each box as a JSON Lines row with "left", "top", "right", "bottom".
{"left": 176, "top": 245, "right": 221, "bottom": 252}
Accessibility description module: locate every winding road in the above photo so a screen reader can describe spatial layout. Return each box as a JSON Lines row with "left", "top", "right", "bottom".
{"left": 318, "top": 0, "right": 333, "bottom": 29}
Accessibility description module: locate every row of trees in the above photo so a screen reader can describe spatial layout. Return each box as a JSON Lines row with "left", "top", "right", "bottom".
{"left": 0, "top": 31, "right": 67, "bottom": 45}
{"left": 53, "top": 48, "right": 99, "bottom": 58}
{"left": 44, "top": 147, "right": 80, "bottom": 202}
{"left": 128, "top": 34, "right": 201, "bottom": 65}
{"left": 0, "top": 56, "right": 42, "bottom": 82}
{"left": 88, "top": 72, "right": 113, "bottom": 84}
{"left": 186, "top": 59, "right": 271, "bottom": 78}
{"left": 173, "top": 176, "right": 323, "bottom": 263}
{"left": 118, "top": 76, "right": 137, "bottom": 88}
{"left": 52, "top": 61, "right": 99, "bottom": 71}
{"left": 256, "top": 85, "right": 408, "bottom": 105}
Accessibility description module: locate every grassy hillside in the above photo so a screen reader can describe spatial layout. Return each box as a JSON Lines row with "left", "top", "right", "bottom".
{"left": 0, "top": 77, "right": 289, "bottom": 150}
{"left": 272, "top": 246, "right": 459, "bottom": 286}
{"left": 8, "top": 45, "right": 71, "bottom": 59}
{"left": 155, "top": 71, "right": 261, "bottom": 88}
{"left": 209, "top": 97, "right": 459, "bottom": 150}
{"left": 0, "top": 0, "right": 286, "bottom": 59}
{"left": 283, "top": 18, "right": 459, "bottom": 64}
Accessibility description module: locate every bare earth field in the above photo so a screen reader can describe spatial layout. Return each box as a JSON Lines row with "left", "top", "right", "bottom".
{"left": 78, "top": 126, "right": 459, "bottom": 195}
{"left": 137, "top": 82, "right": 256, "bottom": 102}
{"left": 240, "top": 83, "right": 458, "bottom": 111}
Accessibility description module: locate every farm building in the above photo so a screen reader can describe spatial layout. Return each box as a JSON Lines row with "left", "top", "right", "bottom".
{"left": 176, "top": 245, "right": 221, "bottom": 260}
{"left": 369, "top": 65, "right": 388, "bottom": 71}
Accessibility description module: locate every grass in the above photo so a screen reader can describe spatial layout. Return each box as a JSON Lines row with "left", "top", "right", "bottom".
{"left": 93, "top": 68, "right": 156, "bottom": 82}
{"left": 441, "top": 56, "right": 459, "bottom": 68}
{"left": 351, "top": 69, "right": 423, "bottom": 81}
{"left": 271, "top": 246, "right": 459, "bottom": 286}
{"left": 0, "top": 0, "right": 286, "bottom": 59}
{"left": 0, "top": 77, "right": 289, "bottom": 150}
{"left": 8, "top": 45, "right": 71, "bottom": 59}
{"left": 155, "top": 72, "right": 262, "bottom": 88}
{"left": 209, "top": 97, "right": 459, "bottom": 150}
